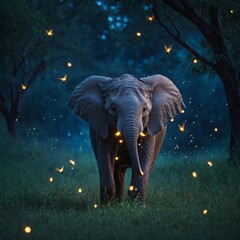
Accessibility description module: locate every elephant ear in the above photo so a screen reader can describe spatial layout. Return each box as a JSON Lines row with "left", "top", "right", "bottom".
{"left": 142, "top": 74, "right": 185, "bottom": 136}
{"left": 68, "top": 75, "right": 111, "bottom": 139}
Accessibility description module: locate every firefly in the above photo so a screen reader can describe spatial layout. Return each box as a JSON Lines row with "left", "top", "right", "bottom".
{"left": 49, "top": 177, "right": 53, "bottom": 182}
{"left": 180, "top": 109, "right": 185, "bottom": 114}
{"left": 56, "top": 166, "right": 64, "bottom": 174}
{"left": 119, "top": 139, "right": 123, "bottom": 144}
{"left": 78, "top": 188, "right": 82, "bottom": 193}
{"left": 147, "top": 16, "right": 154, "bottom": 22}
{"left": 178, "top": 123, "right": 185, "bottom": 133}
{"left": 46, "top": 29, "right": 53, "bottom": 37}
{"left": 69, "top": 159, "right": 75, "bottom": 165}
{"left": 115, "top": 156, "right": 119, "bottom": 161}
{"left": 21, "top": 84, "right": 27, "bottom": 90}
{"left": 115, "top": 131, "right": 121, "bottom": 137}
{"left": 193, "top": 58, "right": 198, "bottom": 64}
{"left": 24, "top": 226, "right": 31, "bottom": 234}
{"left": 94, "top": 204, "right": 98, "bottom": 208}
{"left": 230, "top": 10, "right": 234, "bottom": 14}
{"left": 164, "top": 45, "right": 172, "bottom": 55}
{"left": 129, "top": 185, "right": 134, "bottom": 191}
{"left": 203, "top": 209, "right": 208, "bottom": 215}
{"left": 214, "top": 128, "right": 218, "bottom": 132}
{"left": 170, "top": 118, "right": 174, "bottom": 122}
{"left": 136, "top": 32, "right": 142, "bottom": 37}
{"left": 192, "top": 171, "right": 197, "bottom": 178}
{"left": 139, "top": 132, "right": 147, "bottom": 137}
{"left": 207, "top": 161, "right": 213, "bottom": 167}
{"left": 67, "top": 62, "right": 72, "bottom": 67}
{"left": 58, "top": 74, "right": 67, "bottom": 82}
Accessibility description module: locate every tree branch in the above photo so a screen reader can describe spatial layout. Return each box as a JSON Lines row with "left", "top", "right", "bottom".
{"left": 161, "top": 0, "right": 213, "bottom": 41}
{"left": 152, "top": 0, "right": 216, "bottom": 68}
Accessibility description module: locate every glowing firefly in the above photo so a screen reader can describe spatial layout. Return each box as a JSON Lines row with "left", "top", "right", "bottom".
{"left": 21, "top": 84, "right": 27, "bottom": 90}
{"left": 67, "top": 62, "right": 72, "bottom": 67}
{"left": 78, "top": 188, "right": 82, "bottom": 193}
{"left": 170, "top": 118, "right": 174, "bottom": 122}
{"left": 24, "top": 226, "right": 31, "bottom": 234}
{"left": 115, "top": 131, "right": 121, "bottom": 137}
{"left": 69, "top": 159, "right": 75, "bottom": 165}
{"left": 147, "top": 16, "right": 154, "bottom": 22}
{"left": 115, "top": 156, "right": 119, "bottom": 161}
{"left": 119, "top": 139, "right": 123, "bottom": 144}
{"left": 230, "top": 10, "right": 234, "bottom": 14}
{"left": 94, "top": 204, "right": 98, "bottom": 208}
{"left": 56, "top": 166, "right": 64, "bottom": 174}
{"left": 203, "top": 209, "right": 208, "bottom": 214}
{"left": 193, "top": 58, "right": 198, "bottom": 64}
{"left": 46, "top": 29, "right": 53, "bottom": 37}
{"left": 214, "top": 128, "right": 218, "bottom": 132}
{"left": 139, "top": 132, "right": 147, "bottom": 137}
{"left": 58, "top": 74, "right": 67, "bottom": 82}
{"left": 136, "top": 32, "right": 142, "bottom": 37}
{"left": 178, "top": 123, "right": 185, "bottom": 133}
{"left": 207, "top": 161, "right": 213, "bottom": 167}
{"left": 192, "top": 171, "right": 197, "bottom": 178}
{"left": 180, "top": 109, "right": 185, "bottom": 114}
{"left": 129, "top": 185, "right": 134, "bottom": 191}
{"left": 49, "top": 177, "right": 53, "bottom": 182}
{"left": 164, "top": 45, "right": 172, "bottom": 55}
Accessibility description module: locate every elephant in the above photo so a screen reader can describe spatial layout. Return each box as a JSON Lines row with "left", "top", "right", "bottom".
{"left": 68, "top": 74, "right": 185, "bottom": 204}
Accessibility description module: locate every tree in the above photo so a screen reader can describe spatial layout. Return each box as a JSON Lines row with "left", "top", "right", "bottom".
{"left": 152, "top": 0, "right": 240, "bottom": 164}
{"left": 0, "top": 0, "right": 50, "bottom": 135}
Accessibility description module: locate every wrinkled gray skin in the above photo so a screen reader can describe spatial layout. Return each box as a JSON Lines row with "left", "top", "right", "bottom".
{"left": 69, "top": 74, "right": 185, "bottom": 204}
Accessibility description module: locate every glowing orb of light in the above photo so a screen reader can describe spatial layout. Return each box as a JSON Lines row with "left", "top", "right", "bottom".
{"left": 129, "top": 185, "right": 134, "bottom": 191}
{"left": 136, "top": 32, "right": 142, "bottom": 37}
{"left": 24, "top": 226, "right": 31, "bottom": 234}
{"left": 192, "top": 171, "right": 197, "bottom": 178}
{"left": 49, "top": 177, "right": 53, "bottom": 182}
{"left": 69, "top": 159, "right": 75, "bottom": 165}
{"left": 115, "top": 131, "right": 121, "bottom": 137}
{"left": 94, "top": 204, "right": 98, "bottom": 208}
{"left": 207, "top": 161, "right": 213, "bottom": 167}
{"left": 203, "top": 209, "right": 208, "bottom": 215}
{"left": 78, "top": 188, "right": 82, "bottom": 193}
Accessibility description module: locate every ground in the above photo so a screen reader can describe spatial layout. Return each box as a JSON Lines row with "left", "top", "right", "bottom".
{"left": 0, "top": 131, "right": 239, "bottom": 240}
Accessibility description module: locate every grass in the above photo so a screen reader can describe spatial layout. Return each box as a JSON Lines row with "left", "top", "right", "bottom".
{"left": 0, "top": 126, "right": 240, "bottom": 239}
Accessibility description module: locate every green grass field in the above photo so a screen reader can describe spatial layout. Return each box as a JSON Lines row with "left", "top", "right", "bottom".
{"left": 0, "top": 126, "right": 240, "bottom": 240}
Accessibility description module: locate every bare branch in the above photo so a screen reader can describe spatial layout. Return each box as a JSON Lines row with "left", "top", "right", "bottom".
{"left": 14, "top": 38, "right": 45, "bottom": 71}
{"left": 152, "top": 0, "right": 216, "bottom": 68}
{"left": 161, "top": 0, "right": 213, "bottom": 42}
{"left": 166, "top": 16, "right": 180, "bottom": 38}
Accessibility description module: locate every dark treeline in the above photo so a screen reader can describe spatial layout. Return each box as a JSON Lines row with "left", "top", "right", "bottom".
{"left": 1, "top": 0, "right": 235, "bottom": 156}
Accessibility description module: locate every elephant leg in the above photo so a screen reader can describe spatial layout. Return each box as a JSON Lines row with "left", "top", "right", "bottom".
{"left": 114, "top": 167, "right": 126, "bottom": 202}
{"left": 127, "top": 133, "right": 158, "bottom": 203}
{"left": 89, "top": 128, "right": 117, "bottom": 204}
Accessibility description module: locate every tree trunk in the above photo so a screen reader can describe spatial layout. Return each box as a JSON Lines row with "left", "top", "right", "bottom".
{"left": 218, "top": 69, "right": 240, "bottom": 165}
{"left": 6, "top": 115, "right": 16, "bottom": 136}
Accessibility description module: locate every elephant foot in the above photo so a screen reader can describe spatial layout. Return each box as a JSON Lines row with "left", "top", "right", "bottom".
{"left": 100, "top": 187, "right": 115, "bottom": 204}
{"left": 127, "top": 190, "right": 146, "bottom": 206}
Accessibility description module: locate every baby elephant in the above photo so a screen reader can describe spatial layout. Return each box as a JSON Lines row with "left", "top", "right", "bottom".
{"left": 69, "top": 74, "right": 185, "bottom": 204}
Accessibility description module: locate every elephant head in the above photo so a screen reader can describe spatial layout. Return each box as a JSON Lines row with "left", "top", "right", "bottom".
{"left": 68, "top": 74, "right": 185, "bottom": 177}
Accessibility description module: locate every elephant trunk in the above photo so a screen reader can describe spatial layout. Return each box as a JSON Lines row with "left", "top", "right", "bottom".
{"left": 118, "top": 113, "right": 144, "bottom": 177}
